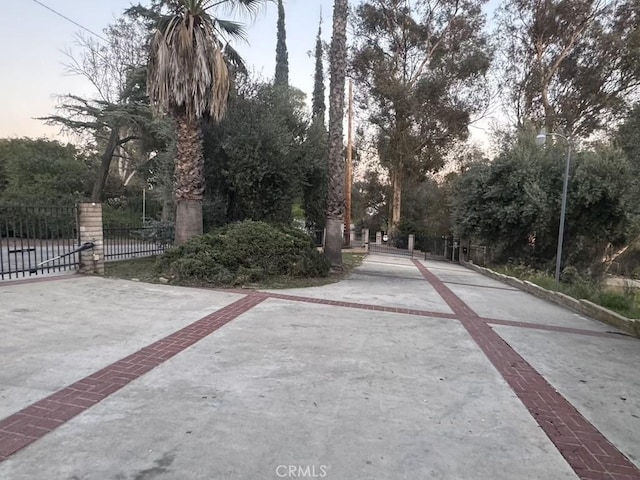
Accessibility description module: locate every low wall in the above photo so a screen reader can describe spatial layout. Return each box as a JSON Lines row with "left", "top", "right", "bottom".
{"left": 461, "top": 260, "right": 640, "bottom": 338}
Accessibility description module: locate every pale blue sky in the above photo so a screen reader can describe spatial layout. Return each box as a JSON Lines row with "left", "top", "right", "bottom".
{"left": 0, "top": 0, "right": 500, "bottom": 140}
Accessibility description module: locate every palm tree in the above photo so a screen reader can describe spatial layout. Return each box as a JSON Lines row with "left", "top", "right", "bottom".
{"left": 324, "top": 0, "right": 349, "bottom": 268}
{"left": 147, "top": 0, "right": 263, "bottom": 245}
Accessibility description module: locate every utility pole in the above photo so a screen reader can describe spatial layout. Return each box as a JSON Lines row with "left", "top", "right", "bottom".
{"left": 345, "top": 78, "right": 353, "bottom": 246}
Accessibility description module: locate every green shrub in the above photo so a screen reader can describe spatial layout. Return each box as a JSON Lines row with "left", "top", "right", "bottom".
{"left": 560, "top": 266, "right": 582, "bottom": 284}
{"left": 156, "top": 220, "right": 330, "bottom": 285}
{"left": 598, "top": 291, "right": 635, "bottom": 315}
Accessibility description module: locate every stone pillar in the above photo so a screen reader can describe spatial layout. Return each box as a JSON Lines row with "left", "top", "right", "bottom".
{"left": 376, "top": 231, "right": 382, "bottom": 245}
{"left": 350, "top": 227, "right": 356, "bottom": 246}
{"left": 362, "top": 228, "right": 369, "bottom": 247}
{"left": 408, "top": 234, "right": 415, "bottom": 253}
{"left": 78, "top": 202, "right": 104, "bottom": 275}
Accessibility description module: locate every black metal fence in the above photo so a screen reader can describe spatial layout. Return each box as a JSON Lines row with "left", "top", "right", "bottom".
{"left": 368, "top": 243, "right": 415, "bottom": 257}
{"left": 0, "top": 205, "right": 80, "bottom": 280}
{"left": 465, "top": 243, "right": 491, "bottom": 266}
{"left": 366, "top": 234, "right": 449, "bottom": 260}
{"left": 417, "top": 236, "right": 448, "bottom": 260}
{"left": 104, "top": 222, "right": 175, "bottom": 260}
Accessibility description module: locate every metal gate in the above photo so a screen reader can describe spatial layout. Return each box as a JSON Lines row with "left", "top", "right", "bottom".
{"left": 367, "top": 234, "right": 451, "bottom": 260}
{"left": 368, "top": 242, "right": 416, "bottom": 257}
{"left": 0, "top": 205, "right": 80, "bottom": 280}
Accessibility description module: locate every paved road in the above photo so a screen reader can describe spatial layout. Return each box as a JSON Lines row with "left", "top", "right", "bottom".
{"left": 0, "top": 242, "right": 79, "bottom": 281}
{"left": 0, "top": 255, "right": 638, "bottom": 479}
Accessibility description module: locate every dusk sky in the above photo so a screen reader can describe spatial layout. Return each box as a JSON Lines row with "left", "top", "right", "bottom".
{"left": 0, "top": 0, "right": 500, "bottom": 141}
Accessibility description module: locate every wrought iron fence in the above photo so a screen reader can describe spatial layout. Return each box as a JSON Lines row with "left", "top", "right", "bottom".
{"left": 103, "top": 222, "right": 175, "bottom": 260}
{"left": 418, "top": 236, "right": 448, "bottom": 260}
{"left": 368, "top": 242, "right": 415, "bottom": 257}
{"left": 365, "top": 234, "right": 451, "bottom": 260}
{"left": 0, "top": 205, "right": 80, "bottom": 280}
{"left": 465, "top": 244, "right": 491, "bottom": 267}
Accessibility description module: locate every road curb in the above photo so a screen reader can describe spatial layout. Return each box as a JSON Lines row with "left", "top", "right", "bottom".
{"left": 461, "top": 261, "right": 640, "bottom": 338}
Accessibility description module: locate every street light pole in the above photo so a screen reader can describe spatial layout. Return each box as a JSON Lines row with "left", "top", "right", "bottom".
{"left": 535, "top": 130, "right": 571, "bottom": 287}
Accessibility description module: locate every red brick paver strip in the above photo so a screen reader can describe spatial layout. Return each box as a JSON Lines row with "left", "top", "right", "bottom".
{"left": 0, "top": 293, "right": 267, "bottom": 462}
{"left": 0, "top": 265, "right": 633, "bottom": 471}
{"left": 485, "top": 317, "right": 628, "bottom": 339}
{"left": 268, "top": 292, "right": 621, "bottom": 339}
{"left": 267, "top": 292, "right": 460, "bottom": 320}
{"left": 412, "top": 259, "right": 640, "bottom": 480}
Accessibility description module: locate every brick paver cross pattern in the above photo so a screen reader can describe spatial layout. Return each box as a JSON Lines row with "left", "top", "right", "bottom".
{"left": 412, "top": 259, "right": 640, "bottom": 480}
{"left": 0, "top": 259, "right": 638, "bottom": 480}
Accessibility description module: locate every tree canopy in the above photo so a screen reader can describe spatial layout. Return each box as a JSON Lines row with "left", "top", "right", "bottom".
{"left": 351, "top": 0, "right": 492, "bottom": 233}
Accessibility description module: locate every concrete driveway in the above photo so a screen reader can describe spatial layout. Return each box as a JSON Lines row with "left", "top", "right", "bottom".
{"left": 0, "top": 255, "right": 638, "bottom": 480}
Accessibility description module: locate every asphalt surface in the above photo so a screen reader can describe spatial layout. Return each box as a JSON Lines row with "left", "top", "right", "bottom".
{"left": 0, "top": 255, "right": 638, "bottom": 480}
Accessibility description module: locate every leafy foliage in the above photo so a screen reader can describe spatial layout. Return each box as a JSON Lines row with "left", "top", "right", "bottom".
{"left": 301, "top": 117, "right": 328, "bottom": 231}
{"left": 0, "top": 138, "right": 95, "bottom": 205}
{"left": 156, "top": 220, "right": 330, "bottom": 284}
{"left": 351, "top": 169, "right": 388, "bottom": 232}
{"left": 351, "top": 0, "right": 492, "bottom": 231}
{"left": 451, "top": 132, "right": 635, "bottom": 272}
{"left": 496, "top": 0, "right": 640, "bottom": 136}
{"left": 202, "top": 80, "right": 307, "bottom": 227}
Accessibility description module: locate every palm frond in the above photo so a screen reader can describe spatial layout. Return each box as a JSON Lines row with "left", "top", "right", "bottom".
{"left": 205, "top": 0, "right": 269, "bottom": 19}
{"left": 147, "top": 4, "right": 231, "bottom": 122}
{"left": 221, "top": 42, "right": 248, "bottom": 75}
{"left": 212, "top": 18, "right": 247, "bottom": 41}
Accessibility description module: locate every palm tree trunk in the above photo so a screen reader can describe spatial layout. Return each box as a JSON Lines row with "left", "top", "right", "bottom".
{"left": 174, "top": 113, "right": 205, "bottom": 245}
{"left": 324, "top": 0, "right": 349, "bottom": 268}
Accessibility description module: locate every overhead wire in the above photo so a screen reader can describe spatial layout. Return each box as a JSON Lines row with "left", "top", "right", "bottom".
{"left": 30, "top": 0, "right": 107, "bottom": 41}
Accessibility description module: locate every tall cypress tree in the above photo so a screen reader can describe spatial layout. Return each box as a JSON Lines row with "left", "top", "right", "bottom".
{"left": 312, "top": 17, "right": 325, "bottom": 121}
{"left": 302, "top": 14, "right": 329, "bottom": 233}
{"left": 274, "top": 0, "right": 289, "bottom": 88}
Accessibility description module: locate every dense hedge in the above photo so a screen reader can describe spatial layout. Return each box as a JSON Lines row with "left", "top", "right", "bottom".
{"left": 157, "top": 221, "right": 330, "bottom": 285}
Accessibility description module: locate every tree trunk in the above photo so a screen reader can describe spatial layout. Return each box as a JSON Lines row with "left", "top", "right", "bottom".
{"left": 174, "top": 113, "right": 205, "bottom": 245}
{"left": 390, "top": 167, "right": 402, "bottom": 235}
{"left": 91, "top": 128, "right": 119, "bottom": 202}
{"left": 541, "top": 83, "right": 555, "bottom": 134}
{"left": 175, "top": 200, "right": 202, "bottom": 245}
{"left": 324, "top": 0, "right": 349, "bottom": 269}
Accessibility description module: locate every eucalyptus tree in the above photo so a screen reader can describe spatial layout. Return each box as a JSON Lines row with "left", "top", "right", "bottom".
{"left": 146, "top": 0, "right": 264, "bottom": 244}
{"left": 496, "top": 0, "right": 640, "bottom": 137}
{"left": 351, "top": 0, "right": 492, "bottom": 235}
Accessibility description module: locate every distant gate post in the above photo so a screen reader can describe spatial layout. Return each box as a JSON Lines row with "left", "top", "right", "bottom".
{"left": 362, "top": 228, "right": 369, "bottom": 248}
{"left": 78, "top": 202, "right": 104, "bottom": 275}
{"left": 408, "top": 234, "right": 415, "bottom": 254}
{"left": 376, "top": 231, "right": 382, "bottom": 245}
